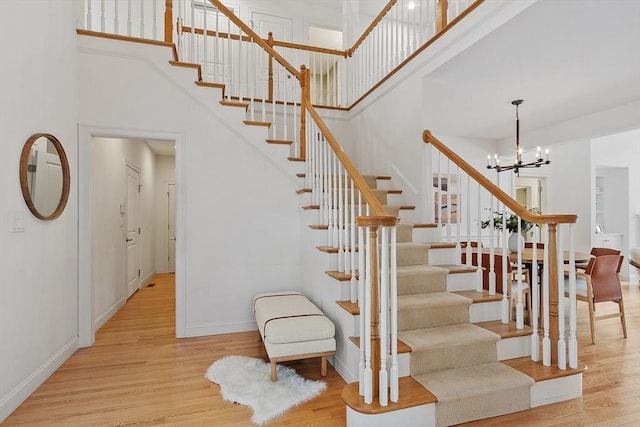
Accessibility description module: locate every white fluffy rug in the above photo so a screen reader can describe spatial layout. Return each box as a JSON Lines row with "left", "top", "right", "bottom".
{"left": 205, "top": 355, "right": 327, "bottom": 425}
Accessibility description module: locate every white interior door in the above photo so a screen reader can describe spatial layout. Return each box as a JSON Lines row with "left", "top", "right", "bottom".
{"left": 168, "top": 183, "right": 176, "bottom": 273}
{"left": 126, "top": 165, "right": 141, "bottom": 299}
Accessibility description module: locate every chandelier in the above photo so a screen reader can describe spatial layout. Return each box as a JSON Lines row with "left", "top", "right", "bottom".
{"left": 487, "top": 99, "right": 550, "bottom": 175}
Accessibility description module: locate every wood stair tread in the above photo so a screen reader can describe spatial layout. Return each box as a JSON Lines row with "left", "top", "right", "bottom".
{"left": 266, "top": 138, "right": 293, "bottom": 145}
{"left": 195, "top": 81, "right": 225, "bottom": 90}
{"left": 348, "top": 336, "right": 412, "bottom": 354}
{"left": 243, "top": 120, "right": 271, "bottom": 127}
{"left": 288, "top": 157, "right": 305, "bottom": 162}
{"left": 502, "top": 357, "right": 587, "bottom": 382}
{"left": 412, "top": 223, "right": 438, "bottom": 228}
{"left": 336, "top": 300, "right": 358, "bottom": 314}
{"left": 474, "top": 320, "right": 533, "bottom": 339}
{"left": 327, "top": 271, "right": 359, "bottom": 281}
{"left": 221, "top": 100, "right": 249, "bottom": 108}
{"left": 434, "top": 264, "right": 478, "bottom": 274}
{"left": 342, "top": 377, "right": 437, "bottom": 415}
{"left": 317, "top": 246, "right": 358, "bottom": 254}
{"left": 452, "top": 289, "right": 503, "bottom": 303}
{"left": 168, "top": 60, "right": 202, "bottom": 80}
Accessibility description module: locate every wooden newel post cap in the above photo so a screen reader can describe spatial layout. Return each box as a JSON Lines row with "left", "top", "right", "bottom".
{"left": 356, "top": 216, "right": 398, "bottom": 227}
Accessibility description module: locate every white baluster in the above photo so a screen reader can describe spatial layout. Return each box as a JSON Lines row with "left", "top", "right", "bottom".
{"left": 531, "top": 238, "right": 540, "bottom": 361}
{"left": 100, "top": 0, "right": 106, "bottom": 33}
{"left": 542, "top": 226, "right": 551, "bottom": 366}
{"left": 364, "top": 225, "right": 373, "bottom": 404}
{"left": 568, "top": 224, "right": 578, "bottom": 369}
{"left": 379, "top": 227, "right": 389, "bottom": 407}
{"left": 139, "top": 0, "right": 144, "bottom": 38}
{"left": 337, "top": 161, "right": 345, "bottom": 272}
{"left": 127, "top": 0, "right": 132, "bottom": 36}
{"left": 557, "top": 227, "right": 566, "bottom": 369}
{"left": 476, "top": 181, "right": 482, "bottom": 292}
{"left": 389, "top": 226, "right": 399, "bottom": 403}
{"left": 350, "top": 180, "right": 357, "bottom": 304}
{"left": 153, "top": 0, "right": 157, "bottom": 40}
{"left": 203, "top": 3, "right": 208, "bottom": 79}
{"left": 516, "top": 214, "right": 524, "bottom": 329}
{"left": 114, "top": 0, "right": 119, "bottom": 34}
{"left": 358, "top": 212, "right": 365, "bottom": 396}
{"left": 86, "top": 0, "right": 92, "bottom": 31}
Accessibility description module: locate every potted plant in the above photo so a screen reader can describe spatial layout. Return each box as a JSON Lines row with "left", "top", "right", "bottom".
{"left": 481, "top": 208, "right": 541, "bottom": 252}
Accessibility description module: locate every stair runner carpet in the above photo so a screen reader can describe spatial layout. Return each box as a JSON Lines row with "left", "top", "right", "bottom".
{"left": 368, "top": 177, "right": 533, "bottom": 426}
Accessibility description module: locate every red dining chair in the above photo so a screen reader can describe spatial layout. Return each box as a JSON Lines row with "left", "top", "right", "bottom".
{"left": 566, "top": 254, "right": 627, "bottom": 344}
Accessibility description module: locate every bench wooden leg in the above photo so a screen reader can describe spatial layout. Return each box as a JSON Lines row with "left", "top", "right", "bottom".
{"left": 271, "top": 361, "right": 277, "bottom": 382}
{"left": 321, "top": 356, "right": 327, "bottom": 377}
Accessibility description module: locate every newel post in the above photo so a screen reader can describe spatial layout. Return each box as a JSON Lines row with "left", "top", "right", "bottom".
{"left": 547, "top": 223, "right": 559, "bottom": 364}
{"left": 299, "top": 65, "right": 311, "bottom": 160}
{"left": 267, "top": 32, "right": 274, "bottom": 102}
{"left": 164, "top": 0, "right": 173, "bottom": 43}
{"left": 436, "top": 0, "right": 448, "bottom": 32}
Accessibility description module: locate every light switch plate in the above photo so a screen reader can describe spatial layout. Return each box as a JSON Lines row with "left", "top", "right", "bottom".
{"left": 11, "top": 215, "right": 25, "bottom": 233}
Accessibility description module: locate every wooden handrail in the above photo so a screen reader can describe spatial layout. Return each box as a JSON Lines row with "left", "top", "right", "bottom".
{"left": 207, "top": 0, "right": 301, "bottom": 80}
{"left": 307, "top": 104, "right": 389, "bottom": 218}
{"left": 349, "top": 0, "right": 397, "bottom": 55}
{"left": 272, "top": 40, "right": 347, "bottom": 57}
{"left": 423, "top": 130, "right": 578, "bottom": 225}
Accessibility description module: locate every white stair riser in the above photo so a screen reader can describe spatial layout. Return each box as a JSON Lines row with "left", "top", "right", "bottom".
{"left": 469, "top": 301, "right": 502, "bottom": 323}
{"left": 411, "top": 227, "right": 440, "bottom": 243}
{"left": 446, "top": 271, "right": 479, "bottom": 291}
{"left": 531, "top": 374, "right": 583, "bottom": 407}
{"left": 426, "top": 247, "right": 457, "bottom": 264}
{"left": 346, "top": 403, "right": 436, "bottom": 427}
{"left": 496, "top": 335, "right": 531, "bottom": 360}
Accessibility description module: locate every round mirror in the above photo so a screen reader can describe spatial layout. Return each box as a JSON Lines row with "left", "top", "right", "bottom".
{"left": 19, "top": 133, "right": 70, "bottom": 220}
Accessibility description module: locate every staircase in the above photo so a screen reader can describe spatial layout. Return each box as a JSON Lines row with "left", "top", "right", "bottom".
{"left": 77, "top": 28, "right": 585, "bottom": 427}
{"left": 166, "top": 46, "right": 585, "bottom": 427}
{"left": 296, "top": 174, "right": 584, "bottom": 426}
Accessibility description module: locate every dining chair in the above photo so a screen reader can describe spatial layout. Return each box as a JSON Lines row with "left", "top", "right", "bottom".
{"left": 565, "top": 254, "right": 627, "bottom": 344}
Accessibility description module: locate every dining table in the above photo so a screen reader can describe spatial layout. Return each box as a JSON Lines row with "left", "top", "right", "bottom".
{"left": 507, "top": 249, "right": 592, "bottom": 283}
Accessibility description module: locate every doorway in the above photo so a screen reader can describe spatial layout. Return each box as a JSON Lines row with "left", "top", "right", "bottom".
{"left": 168, "top": 182, "right": 176, "bottom": 273}
{"left": 126, "top": 163, "right": 141, "bottom": 299}
{"left": 515, "top": 176, "right": 547, "bottom": 242}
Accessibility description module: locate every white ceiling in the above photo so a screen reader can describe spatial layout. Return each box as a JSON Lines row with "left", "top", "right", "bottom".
{"left": 423, "top": 0, "right": 640, "bottom": 143}
{"left": 145, "top": 139, "right": 175, "bottom": 156}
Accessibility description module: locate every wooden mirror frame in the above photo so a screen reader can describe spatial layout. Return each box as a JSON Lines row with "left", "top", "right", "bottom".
{"left": 19, "top": 133, "right": 71, "bottom": 220}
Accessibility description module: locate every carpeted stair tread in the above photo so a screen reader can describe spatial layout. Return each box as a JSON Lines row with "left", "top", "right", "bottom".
{"left": 399, "top": 324, "right": 500, "bottom": 374}
{"left": 396, "top": 223, "right": 413, "bottom": 243}
{"left": 396, "top": 242, "right": 431, "bottom": 266}
{"left": 414, "top": 362, "right": 534, "bottom": 426}
{"left": 397, "top": 265, "right": 449, "bottom": 295}
{"left": 397, "top": 292, "right": 470, "bottom": 330}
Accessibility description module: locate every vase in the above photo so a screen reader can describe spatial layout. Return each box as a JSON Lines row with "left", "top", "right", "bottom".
{"left": 508, "top": 233, "right": 524, "bottom": 253}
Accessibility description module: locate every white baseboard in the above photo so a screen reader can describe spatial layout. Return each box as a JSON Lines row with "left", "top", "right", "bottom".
{"left": 0, "top": 337, "right": 78, "bottom": 423}
{"left": 94, "top": 296, "right": 126, "bottom": 331}
{"left": 184, "top": 320, "right": 257, "bottom": 337}
{"left": 332, "top": 353, "right": 358, "bottom": 384}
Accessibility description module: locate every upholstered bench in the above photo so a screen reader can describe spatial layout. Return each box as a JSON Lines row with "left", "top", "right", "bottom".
{"left": 253, "top": 291, "right": 336, "bottom": 381}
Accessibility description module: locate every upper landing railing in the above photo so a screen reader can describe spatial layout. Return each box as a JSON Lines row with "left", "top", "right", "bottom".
{"left": 78, "top": 0, "right": 482, "bottom": 109}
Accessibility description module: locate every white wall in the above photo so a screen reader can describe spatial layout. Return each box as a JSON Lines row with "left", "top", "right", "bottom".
{"left": 91, "top": 138, "right": 159, "bottom": 330}
{"left": 154, "top": 155, "right": 176, "bottom": 273}
{"left": 592, "top": 128, "right": 640, "bottom": 281}
{"left": 77, "top": 35, "right": 303, "bottom": 338}
{"left": 0, "top": 1, "right": 79, "bottom": 422}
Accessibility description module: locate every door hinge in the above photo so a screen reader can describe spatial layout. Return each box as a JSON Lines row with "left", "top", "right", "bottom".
{"left": 138, "top": 227, "right": 141, "bottom": 234}
{"left": 138, "top": 269, "right": 141, "bottom": 277}
{"left": 27, "top": 164, "right": 37, "bottom": 173}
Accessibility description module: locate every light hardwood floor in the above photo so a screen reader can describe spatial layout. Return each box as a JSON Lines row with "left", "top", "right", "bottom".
{"left": 4, "top": 274, "right": 639, "bottom": 426}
